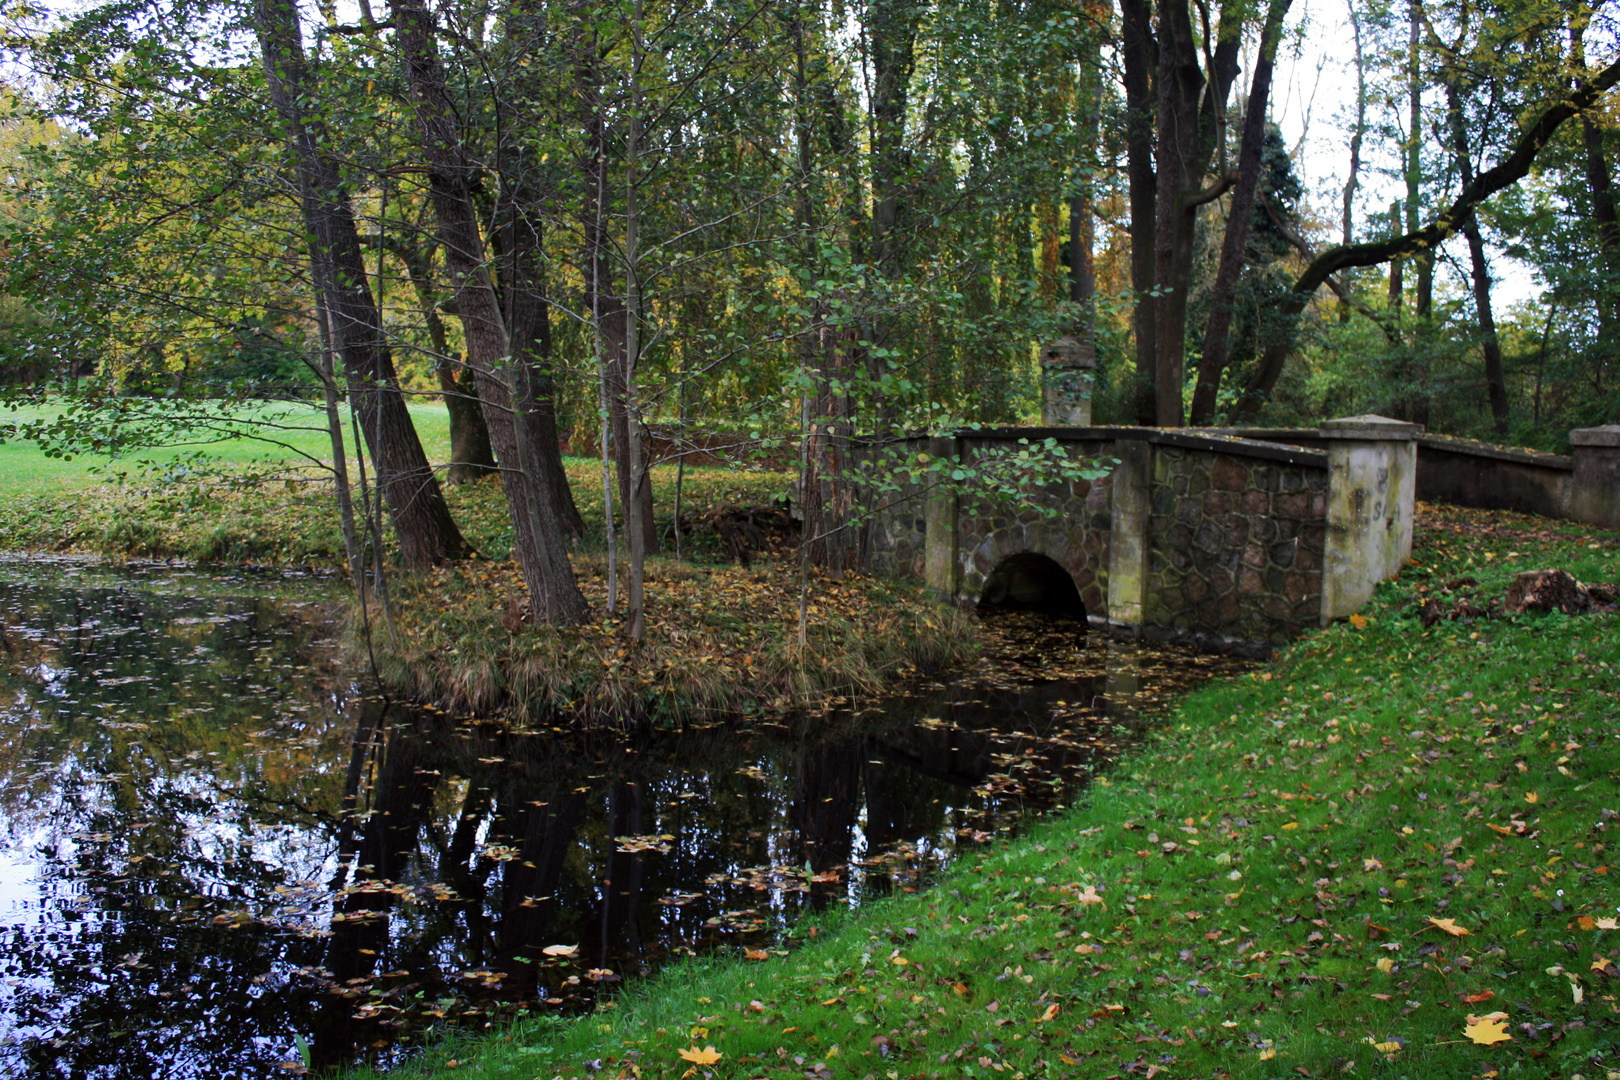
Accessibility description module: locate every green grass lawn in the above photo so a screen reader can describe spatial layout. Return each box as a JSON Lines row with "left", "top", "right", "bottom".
{"left": 0, "top": 398, "right": 454, "bottom": 497}
{"left": 357, "top": 503, "right": 1620, "bottom": 1080}
{"left": 0, "top": 398, "right": 791, "bottom": 565}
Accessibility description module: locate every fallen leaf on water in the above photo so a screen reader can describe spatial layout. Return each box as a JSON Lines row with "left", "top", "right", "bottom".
{"left": 541, "top": 944, "right": 579, "bottom": 958}
{"left": 1427, "top": 916, "right": 1470, "bottom": 937}
{"left": 678, "top": 1046, "right": 722, "bottom": 1066}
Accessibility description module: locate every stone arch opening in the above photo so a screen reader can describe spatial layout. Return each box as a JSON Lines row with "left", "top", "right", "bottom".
{"left": 978, "top": 552, "right": 1087, "bottom": 617}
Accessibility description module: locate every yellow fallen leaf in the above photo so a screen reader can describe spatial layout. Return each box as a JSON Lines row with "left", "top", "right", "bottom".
{"left": 1038, "top": 1003, "right": 1059, "bottom": 1023}
{"left": 1376, "top": 957, "right": 1395, "bottom": 973}
{"left": 1259, "top": 1046, "right": 1277, "bottom": 1060}
{"left": 1579, "top": 916, "right": 1596, "bottom": 931}
{"left": 1373, "top": 1040, "right": 1403, "bottom": 1054}
{"left": 1465, "top": 1015, "right": 1512, "bottom": 1045}
{"left": 1597, "top": 917, "right": 1619, "bottom": 930}
{"left": 1349, "top": 613, "right": 1368, "bottom": 629}
{"left": 744, "top": 949, "right": 770, "bottom": 960}
{"left": 678, "top": 1046, "right": 722, "bottom": 1066}
{"left": 1428, "top": 916, "right": 1470, "bottom": 937}
{"left": 541, "top": 944, "right": 579, "bottom": 957}
{"left": 1525, "top": 792, "right": 1539, "bottom": 804}
{"left": 1364, "top": 857, "right": 1384, "bottom": 871}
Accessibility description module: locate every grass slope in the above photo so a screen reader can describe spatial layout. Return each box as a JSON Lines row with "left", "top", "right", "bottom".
{"left": 363, "top": 504, "right": 1620, "bottom": 1080}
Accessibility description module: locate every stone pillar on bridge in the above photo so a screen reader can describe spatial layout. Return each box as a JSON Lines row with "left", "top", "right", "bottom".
{"left": 923, "top": 435, "right": 960, "bottom": 601}
{"left": 1041, "top": 336, "right": 1096, "bottom": 426}
{"left": 1318, "top": 414, "right": 1420, "bottom": 625}
{"left": 1104, "top": 436, "right": 1152, "bottom": 630}
{"left": 1569, "top": 426, "right": 1620, "bottom": 530}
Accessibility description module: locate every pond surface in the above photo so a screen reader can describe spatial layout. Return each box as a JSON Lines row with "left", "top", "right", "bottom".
{"left": 0, "top": 558, "right": 1244, "bottom": 1078}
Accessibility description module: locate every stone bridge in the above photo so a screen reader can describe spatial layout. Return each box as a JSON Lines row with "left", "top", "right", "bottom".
{"left": 869, "top": 416, "right": 1422, "bottom": 656}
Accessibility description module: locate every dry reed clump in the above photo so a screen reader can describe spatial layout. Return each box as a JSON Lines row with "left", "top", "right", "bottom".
{"left": 352, "top": 553, "right": 978, "bottom": 727}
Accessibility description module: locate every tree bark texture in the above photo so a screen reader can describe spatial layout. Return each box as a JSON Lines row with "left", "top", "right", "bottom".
{"left": 1442, "top": 80, "right": 1509, "bottom": 431}
{"left": 1187, "top": 0, "right": 1292, "bottom": 426}
{"left": 1574, "top": 16, "right": 1620, "bottom": 381}
{"left": 253, "top": 0, "right": 470, "bottom": 569}
{"left": 388, "top": 0, "right": 590, "bottom": 624}
{"left": 575, "top": 36, "right": 655, "bottom": 554}
{"left": 1150, "top": 0, "right": 1242, "bottom": 426}
{"left": 1120, "top": 0, "right": 1158, "bottom": 424}
{"left": 391, "top": 236, "right": 499, "bottom": 484}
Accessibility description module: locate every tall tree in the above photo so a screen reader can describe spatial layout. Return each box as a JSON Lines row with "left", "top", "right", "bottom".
{"left": 1187, "top": 0, "right": 1294, "bottom": 425}
{"left": 387, "top": 0, "right": 590, "bottom": 624}
{"left": 252, "top": 0, "right": 470, "bottom": 569}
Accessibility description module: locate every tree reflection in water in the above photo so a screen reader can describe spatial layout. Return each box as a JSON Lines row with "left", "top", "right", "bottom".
{"left": 0, "top": 561, "right": 1241, "bottom": 1078}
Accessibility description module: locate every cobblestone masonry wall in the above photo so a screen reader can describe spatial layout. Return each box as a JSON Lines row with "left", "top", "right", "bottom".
{"left": 1146, "top": 446, "right": 1328, "bottom": 646}
{"left": 865, "top": 431, "right": 1333, "bottom": 650}
{"left": 955, "top": 475, "right": 1113, "bottom": 616}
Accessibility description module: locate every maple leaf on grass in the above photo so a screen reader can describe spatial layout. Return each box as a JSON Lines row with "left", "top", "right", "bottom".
{"left": 1465, "top": 1012, "right": 1512, "bottom": 1045}
{"left": 679, "top": 1046, "right": 722, "bottom": 1065}
{"left": 1426, "top": 916, "right": 1469, "bottom": 936}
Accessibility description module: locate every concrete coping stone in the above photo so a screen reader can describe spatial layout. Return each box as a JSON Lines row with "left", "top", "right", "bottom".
{"left": 1571, "top": 425, "right": 1620, "bottom": 448}
{"left": 1417, "top": 432, "right": 1574, "bottom": 471}
{"left": 945, "top": 425, "right": 1329, "bottom": 469}
{"left": 1317, "top": 414, "right": 1425, "bottom": 440}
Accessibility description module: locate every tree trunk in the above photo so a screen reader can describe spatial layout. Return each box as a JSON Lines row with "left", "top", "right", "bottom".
{"left": 1150, "top": 0, "right": 1243, "bottom": 426}
{"left": 253, "top": 0, "right": 469, "bottom": 569}
{"left": 864, "top": 0, "right": 924, "bottom": 430}
{"left": 491, "top": 194, "right": 587, "bottom": 538}
{"left": 1188, "top": 0, "right": 1293, "bottom": 426}
{"left": 388, "top": 0, "right": 589, "bottom": 625}
{"left": 391, "top": 238, "right": 499, "bottom": 484}
{"left": 1442, "top": 80, "right": 1510, "bottom": 432}
{"left": 575, "top": 31, "right": 655, "bottom": 557}
{"left": 1339, "top": 0, "right": 1366, "bottom": 323}
{"left": 1573, "top": 15, "right": 1620, "bottom": 384}
{"left": 1120, "top": 0, "right": 1158, "bottom": 423}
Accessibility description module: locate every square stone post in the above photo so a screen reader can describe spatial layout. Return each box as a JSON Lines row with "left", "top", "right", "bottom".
{"left": 1041, "top": 336, "right": 1096, "bottom": 425}
{"left": 1105, "top": 436, "right": 1151, "bottom": 630}
{"left": 923, "top": 436, "right": 960, "bottom": 601}
{"left": 1570, "top": 426, "right": 1620, "bottom": 530}
{"left": 1318, "top": 415, "right": 1421, "bottom": 624}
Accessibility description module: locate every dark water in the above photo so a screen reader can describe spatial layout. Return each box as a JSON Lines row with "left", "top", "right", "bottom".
{"left": 0, "top": 558, "right": 1242, "bottom": 1078}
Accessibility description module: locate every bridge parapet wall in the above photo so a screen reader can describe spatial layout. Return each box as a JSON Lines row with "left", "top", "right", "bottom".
{"left": 867, "top": 416, "right": 1424, "bottom": 655}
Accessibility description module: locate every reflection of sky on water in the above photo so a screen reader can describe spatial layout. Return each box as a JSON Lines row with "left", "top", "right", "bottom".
{"left": 0, "top": 559, "right": 1242, "bottom": 1079}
